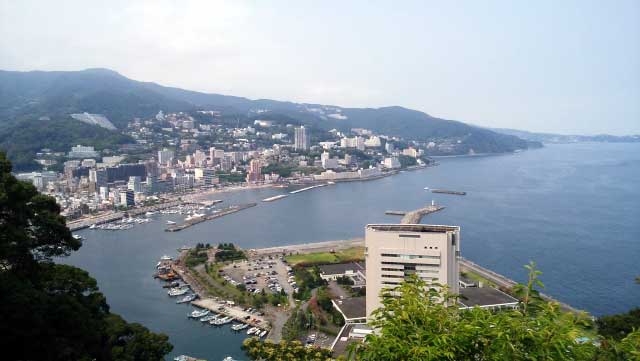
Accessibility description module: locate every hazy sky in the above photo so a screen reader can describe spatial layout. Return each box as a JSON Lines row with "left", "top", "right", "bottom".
{"left": 1, "top": 1, "right": 638, "bottom": 135}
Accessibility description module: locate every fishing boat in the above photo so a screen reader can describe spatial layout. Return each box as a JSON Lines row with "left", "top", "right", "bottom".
{"left": 200, "top": 314, "right": 217, "bottom": 322}
{"left": 168, "top": 288, "right": 188, "bottom": 296}
{"left": 163, "top": 281, "right": 180, "bottom": 288}
{"left": 212, "top": 316, "right": 232, "bottom": 326}
{"left": 189, "top": 309, "right": 210, "bottom": 318}
{"left": 231, "top": 323, "right": 248, "bottom": 331}
{"left": 208, "top": 315, "right": 222, "bottom": 325}
{"left": 176, "top": 294, "right": 197, "bottom": 304}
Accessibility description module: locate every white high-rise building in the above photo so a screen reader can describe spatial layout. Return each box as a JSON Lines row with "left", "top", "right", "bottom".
{"left": 294, "top": 126, "right": 309, "bottom": 151}
{"left": 365, "top": 224, "right": 460, "bottom": 318}
{"left": 127, "top": 176, "right": 143, "bottom": 193}
{"left": 158, "top": 149, "right": 175, "bottom": 165}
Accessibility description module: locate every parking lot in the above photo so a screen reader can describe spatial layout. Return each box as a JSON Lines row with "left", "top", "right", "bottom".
{"left": 221, "top": 255, "right": 296, "bottom": 306}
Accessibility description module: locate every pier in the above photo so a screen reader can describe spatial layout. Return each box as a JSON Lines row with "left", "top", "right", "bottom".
{"left": 387, "top": 203, "right": 445, "bottom": 224}
{"left": 165, "top": 203, "right": 257, "bottom": 232}
{"left": 262, "top": 194, "right": 288, "bottom": 202}
{"left": 431, "top": 189, "right": 466, "bottom": 195}
{"left": 289, "top": 183, "right": 328, "bottom": 194}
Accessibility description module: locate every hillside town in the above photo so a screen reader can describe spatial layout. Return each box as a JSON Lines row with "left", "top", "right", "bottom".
{"left": 14, "top": 111, "right": 433, "bottom": 219}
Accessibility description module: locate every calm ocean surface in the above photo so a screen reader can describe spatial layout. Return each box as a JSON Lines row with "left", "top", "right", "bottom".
{"left": 68, "top": 142, "right": 640, "bottom": 360}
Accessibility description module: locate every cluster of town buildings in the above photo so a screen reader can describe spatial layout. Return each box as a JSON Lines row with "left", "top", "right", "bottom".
{"left": 15, "top": 111, "right": 430, "bottom": 220}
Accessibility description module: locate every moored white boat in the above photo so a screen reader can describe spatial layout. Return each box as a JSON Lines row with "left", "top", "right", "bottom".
{"left": 188, "top": 309, "right": 209, "bottom": 318}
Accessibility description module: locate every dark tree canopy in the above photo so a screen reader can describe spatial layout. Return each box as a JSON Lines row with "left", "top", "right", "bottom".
{"left": 0, "top": 151, "right": 172, "bottom": 361}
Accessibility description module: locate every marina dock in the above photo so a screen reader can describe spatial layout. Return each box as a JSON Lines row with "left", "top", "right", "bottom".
{"left": 67, "top": 200, "right": 211, "bottom": 231}
{"left": 165, "top": 203, "right": 257, "bottom": 232}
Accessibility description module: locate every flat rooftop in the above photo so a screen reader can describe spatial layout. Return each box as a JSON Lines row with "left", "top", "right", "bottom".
{"left": 333, "top": 296, "right": 366, "bottom": 320}
{"left": 331, "top": 324, "right": 356, "bottom": 356}
{"left": 318, "top": 262, "right": 365, "bottom": 276}
{"left": 458, "top": 287, "right": 519, "bottom": 308}
{"left": 367, "top": 224, "right": 460, "bottom": 233}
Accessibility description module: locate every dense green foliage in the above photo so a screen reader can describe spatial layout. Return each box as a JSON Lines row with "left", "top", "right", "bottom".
{"left": 0, "top": 152, "right": 172, "bottom": 360}
{"left": 293, "top": 265, "right": 327, "bottom": 300}
{"left": 215, "top": 242, "right": 246, "bottom": 262}
{"left": 185, "top": 244, "right": 210, "bottom": 267}
{"left": 0, "top": 117, "right": 133, "bottom": 171}
{"left": 315, "top": 286, "right": 345, "bottom": 327}
{"left": 262, "top": 163, "right": 297, "bottom": 177}
{"left": 596, "top": 308, "right": 640, "bottom": 341}
{"left": 281, "top": 307, "right": 313, "bottom": 341}
{"left": 242, "top": 337, "right": 333, "bottom": 361}
{"left": 350, "top": 263, "right": 640, "bottom": 361}
{"left": 397, "top": 154, "right": 417, "bottom": 168}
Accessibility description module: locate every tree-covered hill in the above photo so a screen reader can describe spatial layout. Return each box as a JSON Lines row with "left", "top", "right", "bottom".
{"left": 0, "top": 117, "right": 134, "bottom": 171}
{"left": 0, "top": 68, "right": 541, "bottom": 155}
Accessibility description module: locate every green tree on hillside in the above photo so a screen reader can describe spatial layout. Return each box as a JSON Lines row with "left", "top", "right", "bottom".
{"left": 0, "top": 152, "right": 172, "bottom": 360}
{"left": 349, "top": 263, "right": 639, "bottom": 361}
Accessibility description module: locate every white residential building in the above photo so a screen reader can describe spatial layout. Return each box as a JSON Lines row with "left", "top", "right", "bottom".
{"left": 294, "top": 126, "right": 309, "bottom": 150}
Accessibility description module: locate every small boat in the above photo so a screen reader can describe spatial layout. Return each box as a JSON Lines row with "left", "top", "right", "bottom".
{"left": 72, "top": 234, "right": 82, "bottom": 241}
{"left": 259, "top": 330, "right": 267, "bottom": 337}
{"left": 247, "top": 327, "right": 258, "bottom": 335}
{"left": 176, "top": 294, "right": 197, "bottom": 303}
{"left": 89, "top": 224, "right": 96, "bottom": 229}
{"left": 231, "top": 323, "right": 248, "bottom": 331}
{"left": 189, "top": 309, "right": 209, "bottom": 318}
{"left": 222, "top": 357, "right": 238, "bottom": 361}
{"left": 160, "top": 255, "right": 172, "bottom": 261}
{"left": 168, "top": 288, "right": 188, "bottom": 296}
{"left": 423, "top": 187, "right": 430, "bottom": 190}
{"left": 208, "top": 315, "right": 222, "bottom": 325}
{"left": 200, "top": 314, "right": 217, "bottom": 322}
{"left": 167, "top": 220, "right": 177, "bottom": 225}
{"left": 163, "top": 281, "right": 180, "bottom": 289}
{"left": 212, "top": 316, "right": 232, "bottom": 326}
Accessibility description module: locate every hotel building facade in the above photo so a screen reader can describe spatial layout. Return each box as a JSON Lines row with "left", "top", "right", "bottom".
{"left": 365, "top": 224, "right": 461, "bottom": 318}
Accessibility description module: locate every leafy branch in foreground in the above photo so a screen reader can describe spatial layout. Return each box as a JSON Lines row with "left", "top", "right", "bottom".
{"left": 349, "top": 261, "right": 639, "bottom": 361}
{"left": 0, "top": 152, "right": 172, "bottom": 360}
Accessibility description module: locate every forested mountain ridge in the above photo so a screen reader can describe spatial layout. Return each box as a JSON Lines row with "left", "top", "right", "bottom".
{"left": 0, "top": 68, "right": 540, "bottom": 165}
